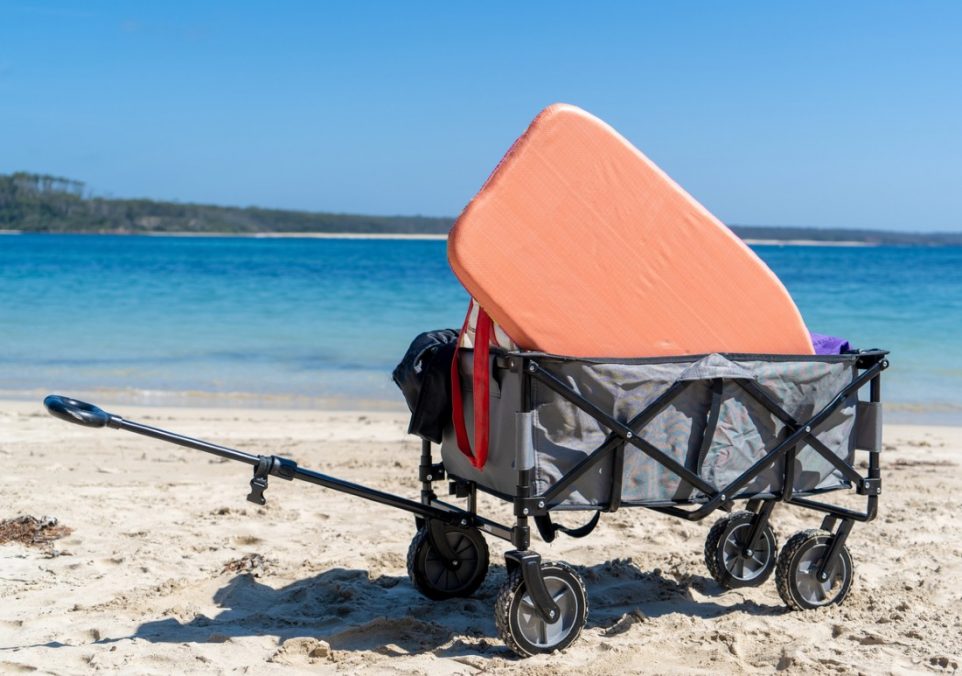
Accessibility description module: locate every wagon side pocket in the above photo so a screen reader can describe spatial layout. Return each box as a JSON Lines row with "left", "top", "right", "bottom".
{"left": 855, "top": 401, "right": 883, "bottom": 452}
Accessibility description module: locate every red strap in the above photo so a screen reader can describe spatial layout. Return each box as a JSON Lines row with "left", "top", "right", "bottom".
{"left": 472, "top": 309, "right": 492, "bottom": 468}
{"left": 450, "top": 311, "right": 472, "bottom": 458}
{"left": 451, "top": 304, "right": 492, "bottom": 469}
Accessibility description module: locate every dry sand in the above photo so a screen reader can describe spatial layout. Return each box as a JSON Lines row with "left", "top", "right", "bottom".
{"left": 1, "top": 399, "right": 960, "bottom": 674}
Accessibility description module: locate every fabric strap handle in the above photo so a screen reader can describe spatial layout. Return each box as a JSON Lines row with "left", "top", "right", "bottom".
{"left": 451, "top": 305, "right": 492, "bottom": 469}
{"left": 534, "top": 511, "right": 601, "bottom": 543}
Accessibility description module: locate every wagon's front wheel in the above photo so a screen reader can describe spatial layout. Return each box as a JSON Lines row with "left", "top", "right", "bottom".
{"left": 407, "top": 525, "right": 489, "bottom": 600}
{"left": 776, "top": 529, "right": 854, "bottom": 610}
{"left": 495, "top": 561, "right": 588, "bottom": 657}
{"left": 704, "top": 510, "right": 778, "bottom": 589}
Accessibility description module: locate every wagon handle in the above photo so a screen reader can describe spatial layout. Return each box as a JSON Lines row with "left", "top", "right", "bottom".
{"left": 44, "top": 395, "right": 116, "bottom": 428}
{"left": 40, "top": 393, "right": 491, "bottom": 531}
{"left": 42, "top": 393, "right": 255, "bottom": 465}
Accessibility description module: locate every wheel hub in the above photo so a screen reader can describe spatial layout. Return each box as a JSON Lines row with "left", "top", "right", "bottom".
{"left": 795, "top": 543, "right": 846, "bottom": 605}
{"left": 722, "top": 522, "right": 771, "bottom": 581}
{"left": 516, "top": 576, "right": 578, "bottom": 649}
{"left": 408, "top": 526, "right": 489, "bottom": 601}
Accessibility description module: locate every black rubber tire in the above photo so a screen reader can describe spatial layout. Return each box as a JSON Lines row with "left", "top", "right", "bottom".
{"left": 704, "top": 510, "right": 778, "bottom": 589}
{"left": 776, "top": 529, "right": 854, "bottom": 610}
{"left": 406, "top": 525, "right": 489, "bottom": 600}
{"left": 495, "top": 561, "right": 588, "bottom": 658}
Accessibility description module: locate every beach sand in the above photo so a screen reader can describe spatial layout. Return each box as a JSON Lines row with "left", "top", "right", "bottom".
{"left": 1, "top": 399, "right": 960, "bottom": 674}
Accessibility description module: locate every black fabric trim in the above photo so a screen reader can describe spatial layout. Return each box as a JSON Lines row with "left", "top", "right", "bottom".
{"left": 496, "top": 348, "right": 886, "bottom": 366}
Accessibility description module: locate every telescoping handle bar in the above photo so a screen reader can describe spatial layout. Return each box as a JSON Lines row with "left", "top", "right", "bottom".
{"left": 44, "top": 395, "right": 261, "bottom": 466}
{"left": 41, "top": 394, "right": 494, "bottom": 531}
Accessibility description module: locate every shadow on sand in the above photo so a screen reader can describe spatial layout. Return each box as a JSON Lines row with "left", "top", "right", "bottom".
{"left": 2, "top": 559, "right": 785, "bottom": 657}
{"left": 114, "top": 559, "right": 785, "bottom": 657}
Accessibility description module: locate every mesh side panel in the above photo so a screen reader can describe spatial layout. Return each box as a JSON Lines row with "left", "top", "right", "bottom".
{"left": 441, "top": 352, "right": 859, "bottom": 507}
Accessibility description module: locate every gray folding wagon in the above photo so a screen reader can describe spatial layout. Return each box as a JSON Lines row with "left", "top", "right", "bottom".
{"left": 44, "top": 346, "right": 888, "bottom": 657}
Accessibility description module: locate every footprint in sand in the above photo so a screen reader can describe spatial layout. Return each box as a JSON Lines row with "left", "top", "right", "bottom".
{"left": 269, "top": 637, "right": 332, "bottom": 665}
{"left": 233, "top": 534, "right": 262, "bottom": 545}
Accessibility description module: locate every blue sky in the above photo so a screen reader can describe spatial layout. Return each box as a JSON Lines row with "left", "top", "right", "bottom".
{"left": 1, "top": 2, "right": 960, "bottom": 231}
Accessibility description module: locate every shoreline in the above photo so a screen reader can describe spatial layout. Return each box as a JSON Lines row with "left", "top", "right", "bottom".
{"left": 148, "top": 231, "right": 451, "bottom": 241}
{"left": 741, "top": 238, "right": 875, "bottom": 247}
{"left": 1, "top": 388, "right": 407, "bottom": 413}
{"left": 4, "top": 390, "right": 959, "bottom": 425}
{"left": 2, "top": 229, "right": 888, "bottom": 246}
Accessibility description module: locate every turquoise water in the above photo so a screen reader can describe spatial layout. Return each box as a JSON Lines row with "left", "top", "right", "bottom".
{"left": 1, "top": 234, "right": 959, "bottom": 422}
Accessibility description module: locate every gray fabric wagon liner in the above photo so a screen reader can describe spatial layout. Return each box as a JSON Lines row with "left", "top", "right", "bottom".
{"left": 441, "top": 350, "right": 879, "bottom": 508}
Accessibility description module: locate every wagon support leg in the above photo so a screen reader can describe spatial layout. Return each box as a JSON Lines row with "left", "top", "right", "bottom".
{"left": 498, "top": 362, "right": 562, "bottom": 624}
{"left": 815, "top": 517, "right": 854, "bottom": 583}
{"left": 419, "top": 438, "right": 444, "bottom": 507}
{"left": 504, "top": 550, "right": 561, "bottom": 623}
{"left": 744, "top": 499, "right": 777, "bottom": 557}
{"left": 416, "top": 438, "right": 444, "bottom": 532}
{"left": 504, "top": 421, "right": 560, "bottom": 623}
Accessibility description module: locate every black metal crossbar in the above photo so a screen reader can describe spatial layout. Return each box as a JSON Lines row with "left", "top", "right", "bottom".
{"left": 540, "top": 379, "right": 696, "bottom": 504}
{"left": 526, "top": 355, "right": 888, "bottom": 522}
{"left": 529, "top": 364, "right": 717, "bottom": 497}
{"left": 735, "top": 379, "right": 865, "bottom": 485}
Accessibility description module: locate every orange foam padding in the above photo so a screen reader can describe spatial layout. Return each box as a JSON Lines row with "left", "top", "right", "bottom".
{"left": 448, "top": 104, "right": 814, "bottom": 357}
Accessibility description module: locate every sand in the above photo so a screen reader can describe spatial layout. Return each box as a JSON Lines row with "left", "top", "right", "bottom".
{"left": 1, "top": 399, "right": 960, "bottom": 674}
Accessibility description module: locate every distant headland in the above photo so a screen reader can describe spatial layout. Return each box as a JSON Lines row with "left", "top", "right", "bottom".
{"left": 2, "top": 171, "right": 960, "bottom": 245}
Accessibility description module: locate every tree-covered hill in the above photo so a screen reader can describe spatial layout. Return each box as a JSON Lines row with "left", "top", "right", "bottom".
{"left": 2, "top": 171, "right": 960, "bottom": 244}
{"left": 0, "top": 172, "right": 453, "bottom": 235}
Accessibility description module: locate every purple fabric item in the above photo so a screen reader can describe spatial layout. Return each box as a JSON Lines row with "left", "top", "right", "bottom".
{"left": 810, "top": 332, "right": 851, "bottom": 355}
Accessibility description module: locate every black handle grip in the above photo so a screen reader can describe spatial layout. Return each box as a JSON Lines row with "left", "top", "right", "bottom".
{"left": 43, "top": 395, "right": 113, "bottom": 428}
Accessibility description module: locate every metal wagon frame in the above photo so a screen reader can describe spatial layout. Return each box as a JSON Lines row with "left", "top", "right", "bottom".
{"left": 43, "top": 348, "right": 887, "bottom": 657}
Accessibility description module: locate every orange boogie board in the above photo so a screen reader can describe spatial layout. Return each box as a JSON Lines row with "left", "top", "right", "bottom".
{"left": 448, "top": 104, "right": 814, "bottom": 357}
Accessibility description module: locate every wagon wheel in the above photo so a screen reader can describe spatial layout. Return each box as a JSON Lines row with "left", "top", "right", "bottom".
{"left": 406, "top": 525, "right": 489, "bottom": 600}
{"left": 495, "top": 561, "right": 588, "bottom": 657}
{"left": 704, "top": 510, "right": 778, "bottom": 588}
{"left": 776, "top": 529, "right": 854, "bottom": 610}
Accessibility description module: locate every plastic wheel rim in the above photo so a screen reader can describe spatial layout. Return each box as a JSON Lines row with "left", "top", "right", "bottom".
{"left": 516, "top": 575, "right": 579, "bottom": 649}
{"left": 794, "top": 541, "right": 847, "bottom": 606}
{"left": 721, "top": 522, "right": 772, "bottom": 582}
{"left": 422, "top": 532, "right": 480, "bottom": 593}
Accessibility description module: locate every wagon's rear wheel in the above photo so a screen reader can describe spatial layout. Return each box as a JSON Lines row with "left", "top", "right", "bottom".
{"left": 407, "top": 525, "right": 489, "bottom": 600}
{"left": 495, "top": 561, "right": 587, "bottom": 657}
{"left": 776, "top": 529, "right": 854, "bottom": 610}
{"left": 704, "top": 510, "right": 778, "bottom": 588}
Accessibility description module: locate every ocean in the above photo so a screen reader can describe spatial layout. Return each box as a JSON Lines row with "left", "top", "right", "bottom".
{"left": 1, "top": 234, "right": 959, "bottom": 423}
